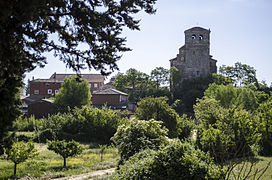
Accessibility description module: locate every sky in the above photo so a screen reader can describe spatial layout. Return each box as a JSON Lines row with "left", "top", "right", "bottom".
{"left": 25, "top": 0, "right": 272, "bottom": 85}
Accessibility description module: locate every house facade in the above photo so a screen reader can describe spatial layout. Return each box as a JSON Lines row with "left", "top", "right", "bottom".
{"left": 91, "top": 88, "right": 129, "bottom": 109}
{"left": 29, "top": 73, "right": 105, "bottom": 98}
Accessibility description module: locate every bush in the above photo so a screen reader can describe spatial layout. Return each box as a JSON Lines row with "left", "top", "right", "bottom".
{"left": 136, "top": 96, "right": 179, "bottom": 137}
{"left": 111, "top": 118, "right": 168, "bottom": 164}
{"left": 12, "top": 115, "right": 42, "bottom": 131}
{"left": 36, "top": 106, "right": 122, "bottom": 143}
{"left": 196, "top": 108, "right": 259, "bottom": 163}
{"left": 257, "top": 100, "right": 272, "bottom": 156}
{"left": 115, "top": 140, "right": 223, "bottom": 179}
{"left": 176, "top": 114, "right": 195, "bottom": 140}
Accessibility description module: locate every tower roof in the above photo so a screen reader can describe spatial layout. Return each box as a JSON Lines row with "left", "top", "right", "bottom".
{"left": 184, "top": 27, "right": 210, "bottom": 33}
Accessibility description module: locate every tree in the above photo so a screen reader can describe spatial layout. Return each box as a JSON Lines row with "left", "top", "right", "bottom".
{"left": 113, "top": 68, "right": 152, "bottom": 102}
{"left": 47, "top": 140, "right": 83, "bottom": 168}
{"left": 25, "top": 79, "right": 30, "bottom": 96}
{"left": 136, "top": 96, "right": 179, "bottom": 137}
{"left": 111, "top": 118, "right": 168, "bottom": 164}
{"left": 6, "top": 141, "right": 38, "bottom": 176}
{"left": 257, "top": 98, "right": 272, "bottom": 155}
{"left": 53, "top": 76, "right": 91, "bottom": 113}
{"left": 150, "top": 67, "right": 170, "bottom": 89}
{"left": 0, "top": 0, "right": 157, "bottom": 144}
{"left": 219, "top": 62, "right": 257, "bottom": 86}
{"left": 204, "top": 83, "right": 259, "bottom": 111}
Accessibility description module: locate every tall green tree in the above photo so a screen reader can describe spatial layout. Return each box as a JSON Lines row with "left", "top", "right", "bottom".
{"left": 204, "top": 83, "right": 258, "bottom": 111}
{"left": 219, "top": 62, "right": 257, "bottom": 86}
{"left": 136, "top": 96, "right": 179, "bottom": 137}
{"left": 150, "top": 67, "right": 170, "bottom": 89}
{"left": 0, "top": 0, "right": 157, "bottom": 143}
{"left": 53, "top": 76, "right": 91, "bottom": 113}
{"left": 113, "top": 68, "right": 152, "bottom": 102}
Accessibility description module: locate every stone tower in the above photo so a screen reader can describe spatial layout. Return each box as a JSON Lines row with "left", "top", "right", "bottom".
{"left": 170, "top": 27, "right": 217, "bottom": 81}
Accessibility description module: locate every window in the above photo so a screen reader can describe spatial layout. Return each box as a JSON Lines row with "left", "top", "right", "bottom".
{"left": 94, "top": 83, "right": 98, "bottom": 88}
{"left": 34, "top": 90, "right": 39, "bottom": 95}
{"left": 89, "top": 83, "right": 92, "bottom": 88}
{"left": 196, "top": 71, "right": 200, "bottom": 77}
{"left": 199, "top": 35, "right": 203, "bottom": 40}
{"left": 192, "top": 34, "right": 196, "bottom": 39}
{"left": 55, "top": 90, "right": 59, "bottom": 94}
{"left": 48, "top": 89, "right": 52, "bottom": 94}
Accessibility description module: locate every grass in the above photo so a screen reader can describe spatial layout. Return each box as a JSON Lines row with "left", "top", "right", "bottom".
{"left": 0, "top": 142, "right": 119, "bottom": 179}
{"left": 225, "top": 156, "right": 272, "bottom": 180}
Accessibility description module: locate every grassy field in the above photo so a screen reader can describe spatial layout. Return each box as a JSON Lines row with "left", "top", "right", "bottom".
{"left": 226, "top": 156, "right": 272, "bottom": 180}
{"left": 0, "top": 142, "right": 119, "bottom": 179}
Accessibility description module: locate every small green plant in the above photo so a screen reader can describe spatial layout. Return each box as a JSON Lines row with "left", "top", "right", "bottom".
{"left": 47, "top": 140, "right": 83, "bottom": 168}
{"left": 99, "top": 145, "right": 107, "bottom": 162}
{"left": 5, "top": 141, "right": 38, "bottom": 176}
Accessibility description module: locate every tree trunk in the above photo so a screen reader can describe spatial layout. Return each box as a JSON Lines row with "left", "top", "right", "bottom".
{"left": 14, "top": 163, "right": 17, "bottom": 175}
{"left": 63, "top": 157, "right": 66, "bottom": 168}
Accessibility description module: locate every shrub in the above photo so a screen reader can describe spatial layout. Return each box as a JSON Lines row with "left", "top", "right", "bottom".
{"left": 5, "top": 141, "right": 38, "bottom": 175}
{"left": 36, "top": 106, "right": 122, "bottom": 143}
{"left": 136, "top": 96, "right": 179, "bottom": 137}
{"left": 111, "top": 118, "right": 168, "bottom": 164}
{"left": 12, "top": 115, "right": 42, "bottom": 131}
{"left": 257, "top": 100, "right": 272, "bottom": 155}
{"left": 47, "top": 140, "right": 83, "bottom": 167}
{"left": 176, "top": 114, "right": 195, "bottom": 140}
{"left": 196, "top": 109, "right": 259, "bottom": 163}
{"left": 115, "top": 140, "right": 223, "bottom": 179}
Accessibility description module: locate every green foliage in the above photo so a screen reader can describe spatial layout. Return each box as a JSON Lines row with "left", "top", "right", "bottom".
{"left": 115, "top": 140, "right": 223, "bottom": 180}
{"left": 113, "top": 68, "right": 153, "bottom": 102}
{"left": 53, "top": 76, "right": 91, "bottom": 113}
{"left": 47, "top": 140, "right": 83, "bottom": 167}
{"left": 13, "top": 115, "right": 42, "bottom": 132}
{"left": 176, "top": 114, "right": 195, "bottom": 140}
{"left": 196, "top": 108, "right": 259, "bottom": 163}
{"left": 194, "top": 97, "right": 228, "bottom": 128}
{"left": 36, "top": 106, "right": 121, "bottom": 143}
{"left": 99, "top": 145, "right": 108, "bottom": 162}
{"left": 150, "top": 67, "right": 170, "bottom": 88}
{"left": 5, "top": 141, "right": 38, "bottom": 175}
{"left": 257, "top": 99, "right": 272, "bottom": 156}
{"left": 111, "top": 118, "right": 168, "bottom": 164}
{"left": 219, "top": 62, "right": 257, "bottom": 86}
{"left": 0, "top": 0, "right": 157, "bottom": 145}
{"left": 136, "top": 96, "right": 179, "bottom": 137}
{"left": 139, "top": 87, "right": 173, "bottom": 101}
{"left": 204, "top": 83, "right": 259, "bottom": 111}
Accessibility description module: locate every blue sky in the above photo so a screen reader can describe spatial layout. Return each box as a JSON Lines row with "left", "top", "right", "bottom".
{"left": 25, "top": 0, "right": 272, "bottom": 85}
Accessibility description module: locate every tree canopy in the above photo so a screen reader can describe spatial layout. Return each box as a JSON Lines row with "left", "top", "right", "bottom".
{"left": 53, "top": 76, "right": 91, "bottom": 113}
{"left": 150, "top": 67, "right": 170, "bottom": 89}
{"left": 0, "top": 0, "right": 157, "bottom": 141}
{"left": 219, "top": 62, "right": 257, "bottom": 86}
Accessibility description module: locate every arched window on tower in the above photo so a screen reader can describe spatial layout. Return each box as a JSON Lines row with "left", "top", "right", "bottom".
{"left": 192, "top": 34, "right": 196, "bottom": 39}
{"left": 199, "top": 35, "right": 203, "bottom": 40}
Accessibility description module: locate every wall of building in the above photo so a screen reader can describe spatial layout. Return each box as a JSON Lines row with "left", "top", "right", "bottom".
{"left": 92, "top": 94, "right": 128, "bottom": 105}
{"left": 28, "top": 101, "right": 52, "bottom": 119}
{"left": 30, "top": 82, "right": 61, "bottom": 98}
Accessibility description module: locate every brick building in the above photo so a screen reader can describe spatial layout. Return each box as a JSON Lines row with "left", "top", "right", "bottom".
{"left": 29, "top": 73, "right": 105, "bottom": 99}
{"left": 92, "top": 88, "right": 128, "bottom": 109}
